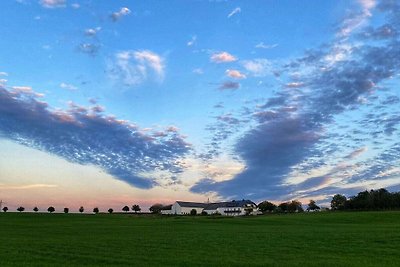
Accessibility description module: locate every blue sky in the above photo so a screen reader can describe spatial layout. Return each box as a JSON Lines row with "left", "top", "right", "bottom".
{"left": 1, "top": 0, "right": 400, "bottom": 210}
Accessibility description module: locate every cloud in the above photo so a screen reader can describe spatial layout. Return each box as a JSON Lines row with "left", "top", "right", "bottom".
{"left": 109, "top": 50, "right": 165, "bottom": 87}
{"left": 60, "top": 83, "right": 78, "bottom": 91}
{"left": 187, "top": 35, "right": 197, "bottom": 47}
{"left": 226, "top": 69, "right": 246, "bottom": 79}
{"left": 0, "top": 72, "right": 8, "bottom": 76}
{"left": 71, "top": 3, "right": 79, "bottom": 9}
{"left": 255, "top": 42, "right": 278, "bottom": 49}
{"left": 0, "top": 183, "right": 58, "bottom": 190}
{"left": 227, "top": 7, "right": 241, "bottom": 18}
{"left": 344, "top": 147, "right": 368, "bottom": 160}
{"left": 39, "top": 0, "right": 66, "bottom": 8}
{"left": 192, "top": 2, "right": 400, "bottom": 200}
{"left": 359, "top": 0, "right": 376, "bottom": 11}
{"left": 0, "top": 87, "right": 191, "bottom": 188}
{"left": 285, "top": 82, "right": 305, "bottom": 88}
{"left": 219, "top": 81, "right": 240, "bottom": 90}
{"left": 337, "top": 0, "right": 376, "bottom": 38}
{"left": 192, "top": 68, "right": 204, "bottom": 75}
{"left": 78, "top": 43, "right": 100, "bottom": 56}
{"left": 242, "top": 59, "right": 271, "bottom": 77}
{"left": 111, "top": 7, "right": 131, "bottom": 22}
{"left": 84, "top": 27, "right": 101, "bottom": 37}
{"left": 210, "top": 52, "right": 237, "bottom": 63}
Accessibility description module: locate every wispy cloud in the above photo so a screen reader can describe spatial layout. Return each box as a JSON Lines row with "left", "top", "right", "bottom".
{"left": 60, "top": 82, "right": 78, "bottom": 91}
{"left": 241, "top": 59, "right": 271, "bottom": 77}
{"left": 78, "top": 43, "right": 101, "bottom": 56}
{"left": 255, "top": 42, "right": 278, "bottom": 49}
{"left": 84, "top": 27, "right": 101, "bottom": 37}
{"left": 219, "top": 81, "right": 240, "bottom": 90}
{"left": 187, "top": 35, "right": 197, "bottom": 47}
{"left": 227, "top": 7, "right": 241, "bottom": 18}
{"left": 0, "top": 183, "right": 58, "bottom": 190}
{"left": 71, "top": 3, "right": 79, "bottom": 9}
{"left": 39, "top": 0, "right": 66, "bottom": 9}
{"left": 0, "top": 87, "right": 191, "bottom": 188}
{"left": 193, "top": 68, "right": 204, "bottom": 75}
{"left": 226, "top": 69, "right": 246, "bottom": 79}
{"left": 337, "top": 0, "right": 376, "bottom": 37}
{"left": 109, "top": 50, "right": 165, "bottom": 87}
{"left": 210, "top": 51, "right": 237, "bottom": 63}
{"left": 111, "top": 7, "right": 131, "bottom": 22}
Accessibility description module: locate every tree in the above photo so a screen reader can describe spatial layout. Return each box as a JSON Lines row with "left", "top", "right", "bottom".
{"left": 278, "top": 202, "right": 289, "bottom": 213}
{"left": 47, "top": 206, "right": 55, "bottom": 213}
{"left": 93, "top": 207, "right": 99, "bottom": 214}
{"left": 33, "top": 207, "right": 39, "bottom": 212}
{"left": 17, "top": 207, "right": 25, "bottom": 212}
{"left": 190, "top": 209, "right": 197, "bottom": 216}
{"left": 288, "top": 200, "right": 303, "bottom": 213}
{"left": 2, "top": 207, "right": 8, "bottom": 212}
{"left": 307, "top": 200, "right": 320, "bottom": 212}
{"left": 108, "top": 208, "right": 114, "bottom": 214}
{"left": 258, "top": 201, "right": 277, "bottom": 213}
{"left": 64, "top": 208, "right": 69, "bottom": 214}
{"left": 149, "top": 203, "right": 164, "bottom": 214}
{"left": 79, "top": 206, "right": 84, "bottom": 213}
{"left": 201, "top": 211, "right": 208, "bottom": 216}
{"left": 122, "top": 206, "right": 130, "bottom": 213}
{"left": 331, "top": 194, "right": 347, "bottom": 210}
{"left": 132, "top": 204, "right": 141, "bottom": 213}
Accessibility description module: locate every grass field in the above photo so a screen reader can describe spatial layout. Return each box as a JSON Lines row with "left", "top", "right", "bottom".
{"left": 0, "top": 211, "right": 400, "bottom": 266}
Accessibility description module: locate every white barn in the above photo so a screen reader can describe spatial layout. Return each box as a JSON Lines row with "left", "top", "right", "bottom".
{"left": 162, "top": 200, "right": 258, "bottom": 216}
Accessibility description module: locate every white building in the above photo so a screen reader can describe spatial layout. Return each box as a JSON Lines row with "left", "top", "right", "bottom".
{"left": 162, "top": 200, "right": 258, "bottom": 216}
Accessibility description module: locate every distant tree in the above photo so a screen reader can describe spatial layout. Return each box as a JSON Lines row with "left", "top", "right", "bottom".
{"left": 122, "top": 206, "right": 130, "bottom": 213}
{"left": 64, "top": 208, "right": 69, "bottom": 214}
{"left": 132, "top": 204, "right": 141, "bottom": 213}
{"left": 278, "top": 202, "right": 289, "bottom": 213}
{"left": 33, "top": 207, "right": 39, "bottom": 212}
{"left": 331, "top": 194, "right": 347, "bottom": 210}
{"left": 79, "top": 206, "right": 84, "bottom": 213}
{"left": 17, "top": 207, "right": 25, "bottom": 212}
{"left": 2, "top": 207, "right": 8, "bottom": 212}
{"left": 307, "top": 200, "right": 320, "bottom": 212}
{"left": 288, "top": 200, "right": 303, "bottom": 213}
{"left": 149, "top": 204, "right": 164, "bottom": 214}
{"left": 108, "top": 208, "right": 114, "bottom": 214}
{"left": 258, "top": 201, "right": 277, "bottom": 213}
{"left": 201, "top": 211, "right": 208, "bottom": 216}
{"left": 47, "top": 206, "right": 55, "bottom": 213}
{"left": 93, "top": 207, "right": 99, "bottom": 214}
{"left": 190, "top": 209, "right": 197, "bottom": 216}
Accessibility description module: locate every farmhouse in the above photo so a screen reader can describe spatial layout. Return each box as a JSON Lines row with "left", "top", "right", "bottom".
{"left": 162, "top": 200, "right": 258, "bottom": 216}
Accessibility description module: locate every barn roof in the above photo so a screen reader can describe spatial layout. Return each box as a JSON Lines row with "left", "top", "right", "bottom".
{"left": 176, "top": 200, "right": 256, "bottom": 210}
{"left": 176, "top": 201, "right": 208, "bottom": 208}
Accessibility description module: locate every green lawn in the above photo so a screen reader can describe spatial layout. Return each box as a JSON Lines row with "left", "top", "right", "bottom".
{"left": 0, "top": 211, "right": 399, "bottom": 266}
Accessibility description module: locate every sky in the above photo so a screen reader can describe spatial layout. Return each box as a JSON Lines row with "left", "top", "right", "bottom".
{"left": 1, "top": 0, "right": 400, "bottom": 211}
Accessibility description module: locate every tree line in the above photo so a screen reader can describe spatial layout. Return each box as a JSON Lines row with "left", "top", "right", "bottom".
{"left": 330, "top": 188, "right": 400, "bottom": 210}
{"left": 258, "top": 188, "right": 400, "bottom": 213}
{"left": 1, "top": 204, "right": 142, "bottom": 214}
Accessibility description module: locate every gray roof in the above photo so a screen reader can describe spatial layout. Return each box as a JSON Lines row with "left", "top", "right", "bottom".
{"left": 176, "top": 200, "right": 256, "bottom": 210}
{"left": 176, "top": 201, "right": 208, "bottom": 208}
{"left": 204, "top": 200, "right": 256, "bottom": 210}
{"left": 161, "top": 204, "right": 172, "bottom": 210}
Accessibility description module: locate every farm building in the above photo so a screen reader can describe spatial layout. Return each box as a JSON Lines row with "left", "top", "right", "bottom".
{"left": 162, "top": 200, "right": 258, "bottom": 216}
